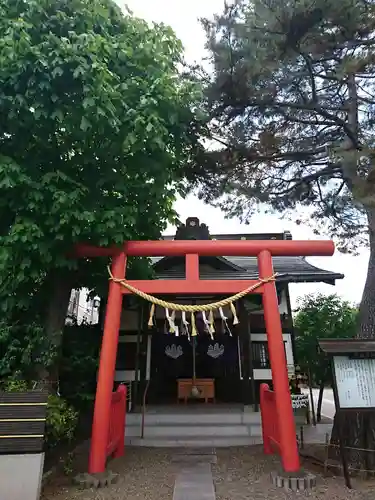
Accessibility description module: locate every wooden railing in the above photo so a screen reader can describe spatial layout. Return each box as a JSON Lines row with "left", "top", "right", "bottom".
{"left": 259, "top": 383, "right": 280, "bottom": 454}
{"left": 106, "top": 384, "right": 127, "bottom": 459}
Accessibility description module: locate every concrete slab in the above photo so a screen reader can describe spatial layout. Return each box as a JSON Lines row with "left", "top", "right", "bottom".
{"left": 0, "top": 453, "right": 44, "bottom": 500}
{"left": 173, "top": 463, "right": 215, "bottom": 500}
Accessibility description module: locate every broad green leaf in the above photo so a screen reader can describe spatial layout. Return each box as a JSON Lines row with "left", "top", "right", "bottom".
{"left": 80, "top": 116, "right": 91, "bottom": 131}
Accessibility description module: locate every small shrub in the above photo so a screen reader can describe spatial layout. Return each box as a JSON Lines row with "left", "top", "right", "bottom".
{"left": 0, "top": 378, "right": 28, "bottom": 392}
{"left": 45, "top": 394, "right": 78, "bottom": 448}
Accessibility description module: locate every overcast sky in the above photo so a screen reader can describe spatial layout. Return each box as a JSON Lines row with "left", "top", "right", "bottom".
{"left": 118, "top": 0, "right": 369, "bottom": 308}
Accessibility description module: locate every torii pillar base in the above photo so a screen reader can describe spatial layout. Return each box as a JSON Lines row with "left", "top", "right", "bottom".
{"left": 74, "top": 471, "right": 119, "bottom": 489}
{"left": 270, "top": 469, "right": 316, "bottom": 491}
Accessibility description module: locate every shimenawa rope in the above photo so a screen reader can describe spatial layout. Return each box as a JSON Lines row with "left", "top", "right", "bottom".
{"left": 107, "top": 266, "right": 278, "bottom": 335}
{"left": 108, "top": 266, "right": 277, "bottom": 312}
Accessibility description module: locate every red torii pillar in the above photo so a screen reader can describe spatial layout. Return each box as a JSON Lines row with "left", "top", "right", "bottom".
{"left": 75, "top": 239, "right": 335, "bottom": 474}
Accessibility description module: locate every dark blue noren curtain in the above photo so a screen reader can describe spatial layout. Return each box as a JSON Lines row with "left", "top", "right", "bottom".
{"left": 154, "top": 332, "right": 193, "bottom": 378}
{"left": 196, "top": 334, "right": 238, "bottom": 378}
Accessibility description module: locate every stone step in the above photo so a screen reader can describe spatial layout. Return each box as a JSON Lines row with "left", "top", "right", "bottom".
{"left": 125, "top": 435, "right": 263, "bottom": 447}
{"left": 125, "top": 422, "right": 262, "bottom": 438}
{"left": 126, "top": 411, "right": 262, "bottom": 426}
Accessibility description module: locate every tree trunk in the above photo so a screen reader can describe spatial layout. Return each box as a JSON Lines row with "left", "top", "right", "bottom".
{"left": 317, "top": 381, "right": 325, "bottom": 423}
{"left": 357, "top": 209, "right": 375, "bottom": 338}
{"left": 329, "top": 208, "right": 375, "bottom": 472}
{"left": 36, "top": 269, "right": 74, "bottom": 389}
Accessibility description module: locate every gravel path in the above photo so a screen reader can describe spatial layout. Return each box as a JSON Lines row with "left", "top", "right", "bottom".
{"left": 42, "top": 445, "right": 375, "bottom": 500}
{"left": 42, "top": 448, "right": 180, "bottom": 500}
{"left": 213, "top": 446, "right": 375, "bottom": 500}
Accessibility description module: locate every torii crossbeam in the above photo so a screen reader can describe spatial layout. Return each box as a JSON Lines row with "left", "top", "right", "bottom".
{"left": 74, "top": 239, "right": 335, "bottom": 475}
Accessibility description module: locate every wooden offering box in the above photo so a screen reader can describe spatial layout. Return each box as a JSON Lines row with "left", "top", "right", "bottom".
{"left": 177, "top": 378, "right": 215, "bottom": 404}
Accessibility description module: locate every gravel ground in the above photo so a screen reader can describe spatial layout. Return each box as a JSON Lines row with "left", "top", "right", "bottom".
{"left": 42, "top": 448, "right": 179, "bottom": 500}
{"left": 42, "top": 445, "right": 375, "bottom": 500}
{"left": 213, "top": 446, "right": 375, "bottom": 500}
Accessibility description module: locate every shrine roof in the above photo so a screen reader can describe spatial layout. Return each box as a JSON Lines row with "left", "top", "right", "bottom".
{"left": 153, "top": 218, "right": 344, "bottom": 285}
{"left": 151, "top": 255, "right": 344, "bottom": 285}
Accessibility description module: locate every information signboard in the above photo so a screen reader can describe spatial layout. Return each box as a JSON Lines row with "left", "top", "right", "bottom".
{"left": 333, "top": 355, "right": 375, "bottom": 409}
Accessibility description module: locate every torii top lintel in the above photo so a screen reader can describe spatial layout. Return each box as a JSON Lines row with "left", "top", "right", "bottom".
{"left": 75, "top": 239, "right": 335, "bottom": 259}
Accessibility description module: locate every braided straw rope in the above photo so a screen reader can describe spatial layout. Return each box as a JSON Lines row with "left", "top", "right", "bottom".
{"left": 108, "top": 266, "right": 278, "bottom": 312}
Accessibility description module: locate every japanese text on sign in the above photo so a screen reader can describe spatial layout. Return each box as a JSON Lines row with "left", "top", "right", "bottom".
{"left": 333, "top": 356, "right": 375, "bottom": 409}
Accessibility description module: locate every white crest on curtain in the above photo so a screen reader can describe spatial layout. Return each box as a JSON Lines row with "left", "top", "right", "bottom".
{"left": 165, "top": 344, "right": 183, "bottom": 359}
{"left": 207, "top": 343, "right": 224, "bottom": 359}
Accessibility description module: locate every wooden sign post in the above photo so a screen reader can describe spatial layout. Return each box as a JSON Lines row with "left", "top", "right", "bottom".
{"left": 0, "top": 390, "right": 48, "bottom": 500}
{"left": 318, "top": 339, "right": 375, "bottom": 489}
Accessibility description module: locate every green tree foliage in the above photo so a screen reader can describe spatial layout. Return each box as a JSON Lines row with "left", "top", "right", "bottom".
{"left": 0, "top": 320, "right": 57, "bottom": 379}
{"left": 295, "top": 293, "right": 357, "bottom": 383}
{"left": 0, "top": 0, "right": 203, "bottom": 375}
{"left": 0, "top": 319, "right": 100, "bottom": 406}
{"left": 197, "top": 0, "right": 375, "bottom": 337}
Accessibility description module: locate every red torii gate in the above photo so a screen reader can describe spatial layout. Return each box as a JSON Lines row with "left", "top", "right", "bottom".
{"left": 75, "top": 239, "right": 335, "bottom": 475}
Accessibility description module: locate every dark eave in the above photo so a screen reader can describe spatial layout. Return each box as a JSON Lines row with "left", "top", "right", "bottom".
{"left": 151, "top": 256, "right": 344, "bottom": 286}
{"left": 225, "top": 256, "right": 344, "bottom": 285}
{"left": 162, "top": 231, "right": 291, "bottom": 241}
{"left": 152, "top": 255, "right": 245, "bottom": 273}
{"left": 319, "top": 339, "right": 375, "bottom": 354}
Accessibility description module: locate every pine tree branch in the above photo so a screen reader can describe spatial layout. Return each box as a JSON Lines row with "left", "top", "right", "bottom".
{"left": 336, "top": 38, "right": 375, "bottom": 50}
{"left": 264, "top": 165, "right": 343, "bottom": 197}
{"left": 271, "top": 101, "right": 361, "bottom": 148}
{"left": 299, "top": 51, "right": 318, "bottom": 102}
{"left": 214, "top": 88, "right": 361, "bottom": 150}
{"left": 330, "top": 181, "right": 346, "bottom": 216}
{"left": 238, "top": 145, "right": 328, "bottom": 163}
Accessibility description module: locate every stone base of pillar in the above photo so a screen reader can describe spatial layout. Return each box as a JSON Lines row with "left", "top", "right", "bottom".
{"left": 73, "top": 471, "right": 119, "bottom": 489}
{"left": 270, "top": 470, "right": 316, "bottom": 491}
